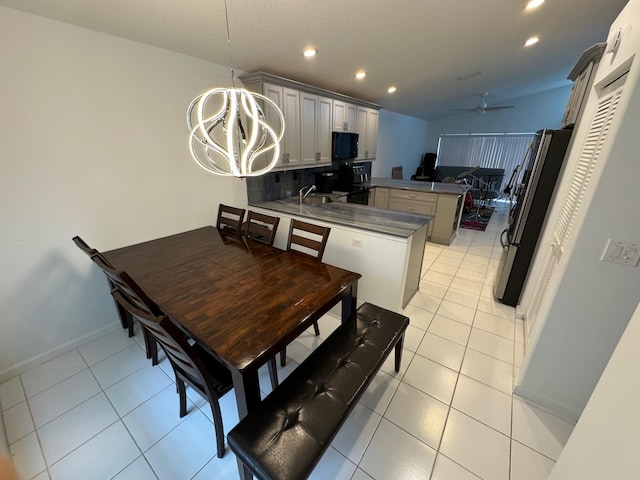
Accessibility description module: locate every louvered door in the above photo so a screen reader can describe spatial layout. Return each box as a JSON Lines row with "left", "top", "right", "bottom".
{"left": 525, "top": 74, "right": 627, "bottom": 338}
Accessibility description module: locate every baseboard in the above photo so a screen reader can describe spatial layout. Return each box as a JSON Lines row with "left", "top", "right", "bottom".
{"left": 513, "top": 384, "right": 582, "bottom": 424}
{"left": 0, "top": 322, "right": 121, "bottom": 384}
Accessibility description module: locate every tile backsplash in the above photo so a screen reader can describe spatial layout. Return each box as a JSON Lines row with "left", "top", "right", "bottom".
{"left": 246, "top": 162, "right": 372, "bottom": 203}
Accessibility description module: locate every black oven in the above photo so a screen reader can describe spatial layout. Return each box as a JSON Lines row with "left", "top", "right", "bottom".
{"left": 346, "top": 186, "right": 370, "bottom": 205}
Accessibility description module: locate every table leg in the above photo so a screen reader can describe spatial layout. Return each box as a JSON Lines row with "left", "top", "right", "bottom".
{"left": 341, "top": 281, "right": 358, "bottom": 324}
{"left": 231, "top": 368, "right": 261, "bottom": 480}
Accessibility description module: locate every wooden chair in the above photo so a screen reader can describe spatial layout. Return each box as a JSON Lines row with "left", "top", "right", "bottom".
{"left": 392, "top": 165, "right": 403, "bottom": 179}
{"left": 280, "top": 219, "right": 331, "bottom": 367}
{"left": 244, "top": 211, "right": 280, "bottom": 246}
{"left": 73, "top": 236, "right": 159, "bottom": 364}
{"left": 216, "top": 204, "right": 246, "bottom": 236}
{"left": 286, "top": 219, "right": 330, "bottom": 261}
{"left": 92, "top": 256, "right": 234, "bottom": 458}
{"left": 72, "top": 236, "right": 135, "bottom": 337}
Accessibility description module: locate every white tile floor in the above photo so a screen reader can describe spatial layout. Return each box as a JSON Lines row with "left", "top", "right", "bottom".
{"left": 1, "top": 201, "right": 576, "bottom": 480}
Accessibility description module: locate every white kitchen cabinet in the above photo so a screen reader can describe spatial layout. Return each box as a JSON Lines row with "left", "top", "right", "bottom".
{"left": 356, "top": 106, "right": 379, "bottom": 160}
{"left": 248, "top": 82, "right": 300, "bottom": 170}
{"left": 333, "top": 100, "right": 358, "bottom": 132}
{"left": 389, "top": 189, "right": 436, "bottom": 238}
{"left": 240, "top": 72, "right": 380, "bottom": 171}
{"left": 301, "top": 93, "right": 333, "bottom": 166}
{"left": 370, "top": 187, "right": 389, "bottom": 208}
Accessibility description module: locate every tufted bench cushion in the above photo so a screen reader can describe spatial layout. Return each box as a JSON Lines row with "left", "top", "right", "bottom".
{"left": 227, "top": 302, "right": 409, "bottom": 480}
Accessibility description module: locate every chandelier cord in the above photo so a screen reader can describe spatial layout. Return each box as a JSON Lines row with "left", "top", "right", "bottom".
{"left": 223, "top": 0, "right": 236, "bottom": 88}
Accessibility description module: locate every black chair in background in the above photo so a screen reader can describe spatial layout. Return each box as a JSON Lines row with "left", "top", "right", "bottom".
{"left": 412, "top": 152, "right": 438, "bottom": 181}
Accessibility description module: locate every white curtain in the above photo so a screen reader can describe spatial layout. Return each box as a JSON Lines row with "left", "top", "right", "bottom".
{"left": 437, "top": 133, "right": 535, "bottom": 190}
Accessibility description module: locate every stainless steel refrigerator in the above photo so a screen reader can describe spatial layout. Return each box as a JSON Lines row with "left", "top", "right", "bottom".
{"left": 495, "top": 128, "right": 572, "bottom": 306}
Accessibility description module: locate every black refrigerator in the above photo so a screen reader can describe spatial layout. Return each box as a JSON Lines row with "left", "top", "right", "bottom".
{"left": 495, "top": 129, "right": 572, "bottom": 306}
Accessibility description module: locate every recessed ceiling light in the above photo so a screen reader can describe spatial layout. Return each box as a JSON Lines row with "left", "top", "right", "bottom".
{"left": 524, "top": 36, "right": 539, "bottom": 47}
{"left": 525, "top": 0, "right": 545, "bottom": 10}
{"left": 387, "top": 86, "right": 397, "bottom": 94}
{"left": 303, "top": 48, "right": 318, "bottom": 58}
{"left": 355, "top": 71, "right": 367, "bottom": 80}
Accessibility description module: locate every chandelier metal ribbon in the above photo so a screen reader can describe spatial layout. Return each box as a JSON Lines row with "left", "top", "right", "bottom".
{"left": 187, "top": 87, "right": 284, "bottom": 177}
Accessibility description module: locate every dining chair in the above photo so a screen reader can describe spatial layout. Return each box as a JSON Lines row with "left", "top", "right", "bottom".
{"left": 286, "top": 219, "right": 331, "bottom": 261}
{"left": 216, "top": 204, "right": 246, "bottom": 236}
{"left": 391, "top": 165, "right": 403, "bottom": 179}
{"left": 279, "top": 219, "right": 331, "bottom": 367}
{"left": 72, "top": 236, "right": 136, "bottom": 337}
{"left": 244, "top": 210, "right": 280, "bottom": 246}
{"left": 73, "top": 236, "right": 159, "bottom": 365}
{"left": 108, "top": 274, "right": 233, "bottom": 458}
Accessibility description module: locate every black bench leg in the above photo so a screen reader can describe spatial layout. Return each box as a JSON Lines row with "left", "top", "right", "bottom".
{"left": 237, "top": 457, "right": 253, "bottom": 480}
{"left": 394, "top": 334, "right": 405, "bottom": 372}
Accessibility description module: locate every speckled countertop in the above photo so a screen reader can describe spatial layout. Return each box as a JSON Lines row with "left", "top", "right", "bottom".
{"left": 250, "top": 198, "right": 432, "bottom": 238}
{"left": 369, "top": 178, "right": 471, "bottom": 195}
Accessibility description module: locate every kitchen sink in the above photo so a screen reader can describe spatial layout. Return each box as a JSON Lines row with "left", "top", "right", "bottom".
{"left": 302, "top": 194, "right": 333, "bottom": 204}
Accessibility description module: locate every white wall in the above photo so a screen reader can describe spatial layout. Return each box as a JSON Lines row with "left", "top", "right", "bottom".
{"left": 425, "top": 86, "right": 571, "bottom": 152}
{"left": 549, "top": 301, "right": 640, "bottom": 479}
{"left": 516, "top": 0, "right": 640, "bottom": 420}
{"left": 372, "top": 109, "right": 429, "bottom": 180}
{"left": 0, "top": 7, "right": 247, "bottom": 378}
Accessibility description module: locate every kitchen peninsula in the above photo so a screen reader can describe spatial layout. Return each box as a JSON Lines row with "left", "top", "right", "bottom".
{"left": 249, "top": 199, "right": 431, "bottom": 310}
{"left": 368, "top": 178, "right": 470, "bottom": 245}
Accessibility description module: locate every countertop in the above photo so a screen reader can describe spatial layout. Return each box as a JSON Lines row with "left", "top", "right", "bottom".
{"left": 369, "top": 178, "right": 471, "bottom": 195}
{"left": 250, "top": 198, "right": 432, "bottom": 238}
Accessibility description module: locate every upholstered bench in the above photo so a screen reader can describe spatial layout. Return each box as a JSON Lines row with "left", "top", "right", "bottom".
{"left": 228, "top": 302, "right": 409, "bottom": 480}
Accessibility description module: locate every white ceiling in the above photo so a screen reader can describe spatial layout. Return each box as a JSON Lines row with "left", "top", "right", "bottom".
{"left": 0, "top": 0, "right": 628, "bottom": 120}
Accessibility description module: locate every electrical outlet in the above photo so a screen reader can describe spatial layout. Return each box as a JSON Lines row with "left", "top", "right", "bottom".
{"left": 351, "top": 238, "right": 363, "bottom": 248}
{"left": 601, "top": 238, "right": 639, "bottom": 266}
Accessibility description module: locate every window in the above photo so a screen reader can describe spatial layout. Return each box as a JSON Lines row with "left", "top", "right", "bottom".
{"left": 437, "top": 133, "right": 535, "bottom": 190}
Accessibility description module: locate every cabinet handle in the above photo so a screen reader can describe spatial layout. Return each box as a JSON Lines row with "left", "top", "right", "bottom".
{"left": 408, "top": 206, "right": 415, "bottom": 211}
{"left": 409, "top": 193, "right": 417, "bottom": 198}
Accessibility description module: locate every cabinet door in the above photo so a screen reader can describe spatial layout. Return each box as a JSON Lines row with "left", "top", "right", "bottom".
{"left": 301, "top": 94, "right": 333, "bottom": 166}
{"left": 263, "top": 83, "right": 288, "bottom": 169}
{"left": 356, "top": 108, "right": 368, "bottom": 160}
{"left": 300, "top": 93, "right": 318, "bottom": 165}
{"left": 364, "top": 109, "right": 378, "bottom": 159}
{"left": 317, "top": 96, "right": 333, "bottom": 164}
{"left": 373, "top": 188, "right": 389, "bottom": 208}
{"left": 356, "top": 107, "right": 379, "bottom": 160}
{"left": 333, "top": 100, "right": 358, "bottom": 132}
{"left": 282, "top": 87, "right": 301, "bottom": 167}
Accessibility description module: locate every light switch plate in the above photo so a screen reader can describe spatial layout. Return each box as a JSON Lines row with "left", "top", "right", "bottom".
{"left": 601, "top": 238, "right": 639, "bottom": 266}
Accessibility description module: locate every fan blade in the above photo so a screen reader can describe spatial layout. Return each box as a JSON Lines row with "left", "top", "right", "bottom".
{"left": 484, "top": 105, "right": 515, "bottom": 111}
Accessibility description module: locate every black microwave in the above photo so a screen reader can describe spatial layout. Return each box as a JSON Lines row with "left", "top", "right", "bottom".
{"left": 332, "top": 132, "right": 359, "bottom": 161}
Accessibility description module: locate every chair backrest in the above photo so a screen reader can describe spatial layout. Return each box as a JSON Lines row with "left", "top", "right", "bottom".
{"left": 286, "top": 219, "right": 331, "bottom": 261}
{"left": 88, "top": 252, "right": 161, "bottom": 316}
{"left": 72, "top": 235, "right": 98, "bottom": 257}
{"left": 245, "top": 211, "right": 280, "bottom": 246}
{"left": 391, "top": 166, "right": 403, "bottom": 179}
{"left": 108, "top": 276, "right": 219, "bottom": 391}
{"left": 216, "top": 204, "right": 246, "bottom": 235}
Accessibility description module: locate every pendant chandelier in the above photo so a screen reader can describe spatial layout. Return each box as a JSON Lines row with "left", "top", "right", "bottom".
{"left": 186, "top": 1, "right": 285, "bottom": 177}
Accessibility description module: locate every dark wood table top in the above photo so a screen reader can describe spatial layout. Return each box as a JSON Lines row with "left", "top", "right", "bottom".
{"left": 103, "top": 226, "right": 361, "bottom": 372}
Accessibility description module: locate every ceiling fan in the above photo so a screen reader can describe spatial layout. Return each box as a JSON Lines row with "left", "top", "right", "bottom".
{"left": 452, "top": 93, "right": 515, "bottom": 115}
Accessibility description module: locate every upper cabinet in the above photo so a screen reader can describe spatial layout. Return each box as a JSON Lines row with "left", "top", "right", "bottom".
{"left": 263, "top": 83, "right": 301, "bottom": 169}
{"left": 332, "top": 100, "right": 358, "bottom": 133}
{"left": 356, "top": 106, "right": 379, "bottom": 160}
{"left": 240, "top": 72, "right": 381, "bottom": 171}
{"left": 301, "top": 93, "right": 333, "bottom": 166}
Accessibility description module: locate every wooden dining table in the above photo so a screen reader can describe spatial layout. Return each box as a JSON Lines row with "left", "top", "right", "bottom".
{"left": 103, "top": 226, "right": 361, "bottom": 422}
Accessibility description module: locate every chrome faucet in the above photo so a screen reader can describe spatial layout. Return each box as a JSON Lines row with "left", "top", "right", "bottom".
{"left": 299, "top": 184, "right": 316, "bottom": 204}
